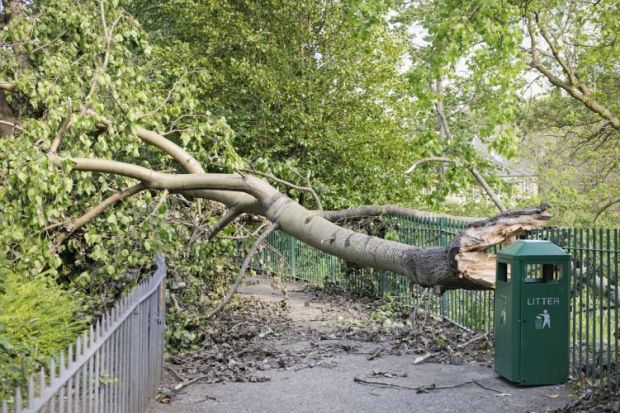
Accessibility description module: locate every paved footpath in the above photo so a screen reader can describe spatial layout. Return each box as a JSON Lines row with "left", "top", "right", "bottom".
{"left": 148, "top": 278, "right": 573, "bottom": 413}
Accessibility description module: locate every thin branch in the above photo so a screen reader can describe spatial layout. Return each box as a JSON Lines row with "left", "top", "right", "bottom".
{"left": 171, "top": 375, "right": 210, "bottom": 392}
{"left": 240, "top": 168, "right": 323, "bottom": 210}
{"left": 205, "top": 223, "right": 279, "bottom": 319}
{"left": 287, "top": 167, "right": 324, "bottom": 211}
{"left": 99, "top": 0, "right": 109, "bottom": 41}
{"left": 49, "top": 98, "right": 73, "bottom": 154}
{"left": 405, "top": 157, "right": 506, "bottom": 213}
{"left": 534, "top": 12, "right": 580, "bottom": 88}
{"left": 0, "top": 119, "right": 22, "bottom": 131}
{"left": 84, "top": 4, "right": 121, "bottom": 105}
{"left": 593, "top": 199, "right": 620, "bottom": 223}
{"left": 467, "top": 167, "right": 506, "bottom": 212}
{"left": 190, "top": 206, "right": 242, "bottom": 244}
{"left": 404, "top": 157, "right": 455, "bottom": 174}
{"left": 0, "top": 81, "right": 13, "bottom": 91}
{"left": 219, "top": 222, "right": 270, "bottom": 240}
{"left": 55, "top": 182, "right": 147, "bottom": 245}
{"left": 525, "top": 15, "right": 620, "bottom": 130}
{"left": 142, "top": 189, "right": 169, "bottom": 223}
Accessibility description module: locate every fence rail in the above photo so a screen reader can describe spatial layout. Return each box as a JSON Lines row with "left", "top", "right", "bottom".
{"left": 3, "top": 256, "right": 167, "bottom": 413}
{"left": 254, "top": 215, "right": 619, "bottom": 386}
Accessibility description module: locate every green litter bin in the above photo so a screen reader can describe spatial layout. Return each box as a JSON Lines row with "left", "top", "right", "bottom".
{"left": 494, "top": 240, "right": 570, "bottom": 385}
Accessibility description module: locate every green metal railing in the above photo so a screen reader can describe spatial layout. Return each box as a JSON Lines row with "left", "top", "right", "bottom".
{"left": 253, "top": 215, "right": 619, "bottom": 386}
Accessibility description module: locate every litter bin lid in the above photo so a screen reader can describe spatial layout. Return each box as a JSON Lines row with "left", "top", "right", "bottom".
{"left": 497, "top": 240, "right": 569, "bottom": 259}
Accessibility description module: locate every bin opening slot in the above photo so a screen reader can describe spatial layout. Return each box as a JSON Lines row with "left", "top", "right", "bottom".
{"left": 524, "top": 264, "right": 562, "bottom": 283}
{"left": 498, "top": 262, "right": 511, "bottom": 282}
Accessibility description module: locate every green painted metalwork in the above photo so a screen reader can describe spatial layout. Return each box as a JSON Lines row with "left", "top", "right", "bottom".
{"left": 494, "top": 240, "right": 570, "bottom": 385}
{"left": 252, "top": 216, "right": 619, "bottom": 387}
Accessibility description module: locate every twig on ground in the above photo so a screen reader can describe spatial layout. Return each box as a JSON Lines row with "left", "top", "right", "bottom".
{"left": 457, "top": 334, "right": 489, "bottom": 349}
{"left": 164, "top": 365, "right": 185, "bottom": 382}
{"left": 353, "top": 377, "right": 509, "bottom": 395}
{"left": 354, "top": 377, "right": 473, "bottom": 393}
{"left": 471, "top": 380, "right": 507, "bottom": 395}
{"left": 172, "top": 375, "right": 210, "bottom": 392}
{"left": 367, "top": 347, "right": 386, "bottom": 361}
{"left": 413, "top": 353, "right": 436, "bottom": 364}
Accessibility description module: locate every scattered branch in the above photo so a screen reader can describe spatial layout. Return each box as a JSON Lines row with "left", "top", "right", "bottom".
{"left": 172, "top": 375, "right": 210, "bottom": 392}
{"left": 457, "top": 333, "right": 489, "bottom": 349}
{"left": 205, "top": 223, "right": 279, "bottom": 319}
{"left": 353, "top": 377, "right": 505, "bottom": 394}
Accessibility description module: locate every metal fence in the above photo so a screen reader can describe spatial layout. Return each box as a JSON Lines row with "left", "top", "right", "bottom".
{"left": 2, "top": 256, "right": 167, "bottom": 413}
{"left": 254, "top": 215, "right": 620, "bottom": 385}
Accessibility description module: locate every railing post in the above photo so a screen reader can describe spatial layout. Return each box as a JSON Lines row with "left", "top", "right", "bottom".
{"left": 290, "top": 236, "right": 296, "bottom": 277}
{"left": 438, "top": 217, "right": 447, "bottom": 247}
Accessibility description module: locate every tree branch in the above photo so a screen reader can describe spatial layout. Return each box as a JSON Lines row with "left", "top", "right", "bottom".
{"left": 320, "top": 205, "right": 476, "bottom": 222}
{"left": 593, "top": 198, "right": 620, "bottom": 223}
{"left": 405, "top": 157, "right": 506, "bottom": 213}
{"left": 49, "top": 98, "right": 73, "bottom": 154}
{"left": 525, "top": 15, "right": 620, "bottom": 130}
{"left": 240, "top": 168, "right": 323, "bottom": 210}
{"left": 82, "top": 109, "right": 262, "bottom": 214}
{"left": 143, "top": 189, "right": 169, "bottom": 223}
{"left": 0, "top": 119, "right": 22, "bottom": 132}
{"left": 466, "top": 167, "right": 506, "bottom": 213}
{"left": 205, "top": 223, "right": 279, "bottom": 319}
{"left": 534, "top": 12, "right": 580, "bottom": 88}
{"left": 50, "top": 152, "right": 551, "bottom": 290}
{"left": 55, "top": 182, "right": 148, "bottom": 245}
{"left": 404, "top": 157, "right": 455, "bottom": 174}
{"left": 203, "top": 207, "right": 243, "bottom": 239}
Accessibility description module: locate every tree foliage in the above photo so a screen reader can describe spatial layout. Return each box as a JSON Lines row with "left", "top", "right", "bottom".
{"left": 399, "top": 0, "right": 619, "bottom": 222}
{"left": 0, "top": 0, "right": 617, "bottom": 398}
{"left": 133, "top": 0, "right": 420, "bottom": 209}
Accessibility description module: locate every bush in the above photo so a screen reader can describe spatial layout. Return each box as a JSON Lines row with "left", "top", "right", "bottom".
{"left": 0, "top": 271, "right": 88, "bottom": 401}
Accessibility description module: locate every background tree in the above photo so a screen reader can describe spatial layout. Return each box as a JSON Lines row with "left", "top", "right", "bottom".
{"left": 398, "top": 0, "right": 619, "bottom": 224}
{"left": 132, "top": 0, "right": 420, "bottom": 209}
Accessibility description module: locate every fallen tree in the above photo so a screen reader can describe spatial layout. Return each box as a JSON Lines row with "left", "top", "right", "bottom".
{"left": 0, "top": 73, "right": 552, "bottom": 290}
{"left": 0, "top": 0, "right": 552, "bottom": 296}
{"left": 66, "top": 155, "right": 552, "bottom": 291}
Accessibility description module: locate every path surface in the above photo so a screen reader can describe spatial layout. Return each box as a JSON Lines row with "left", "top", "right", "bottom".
{"left": 148, "top": 277, "right": 573, "bottom": 413}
